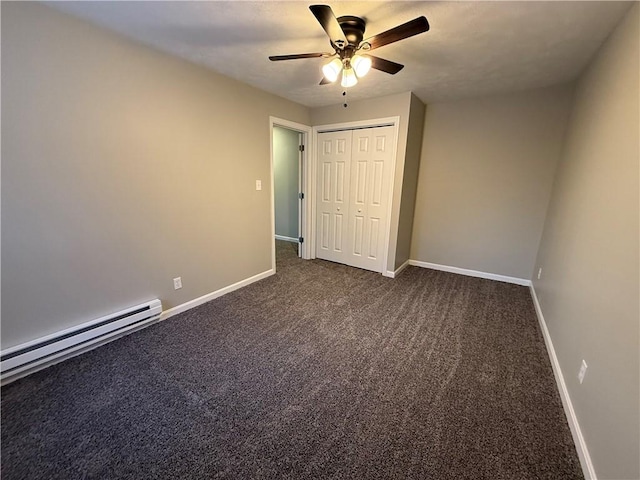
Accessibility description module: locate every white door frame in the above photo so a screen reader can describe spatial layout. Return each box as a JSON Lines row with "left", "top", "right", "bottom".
{"left": 269, "top": 117, "right": 313, "bottom": 269}
{"left": 311, "top": 116, "right": 400, "bottom": 274}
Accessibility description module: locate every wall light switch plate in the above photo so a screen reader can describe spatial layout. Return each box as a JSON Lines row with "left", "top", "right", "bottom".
{"left": 578, "top": 360, "right": 588, "bottom": 384}
{"left": 537, "top": 267, "right": 543, "bottom": 280}
{"left": 256, "top": 180, "right": 262, "bottom": 191}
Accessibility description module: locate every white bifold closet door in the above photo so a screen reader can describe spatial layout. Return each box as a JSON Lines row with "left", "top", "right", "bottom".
{"left": 316, "top": 125, "right": 394, "bottom": 273}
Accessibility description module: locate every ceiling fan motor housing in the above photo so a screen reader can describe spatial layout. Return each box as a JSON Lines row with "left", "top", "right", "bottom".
{"left": 335, "top": 15, "right": 366, "bottom": 49}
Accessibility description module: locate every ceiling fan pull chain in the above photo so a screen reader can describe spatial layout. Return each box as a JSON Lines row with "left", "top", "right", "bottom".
{"left": 343, "top": 90, "right": 348, "bottom": 108}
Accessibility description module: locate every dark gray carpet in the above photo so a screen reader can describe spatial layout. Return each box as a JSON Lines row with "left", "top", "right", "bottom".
{"left": 1, "top": 241, "right": 583, "bottom": 479}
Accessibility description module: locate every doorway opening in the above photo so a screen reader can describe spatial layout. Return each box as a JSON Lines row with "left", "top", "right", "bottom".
{"left": 269, "top": 117, "right": 312, "bottom": 271}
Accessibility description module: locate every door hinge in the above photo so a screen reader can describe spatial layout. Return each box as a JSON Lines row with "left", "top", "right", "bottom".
{"left": 299, "top": 145, "right": 305, "bottom": 152}
{"left": 298, "top": 237, "right": 304, "bottom": 243}
{"left": 298, "top": 192, "right": 304, "bottom": 200}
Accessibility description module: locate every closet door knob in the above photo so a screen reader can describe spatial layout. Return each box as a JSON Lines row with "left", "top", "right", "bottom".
{"left": 358, "top": 209, "right": 362, "bottom": 213}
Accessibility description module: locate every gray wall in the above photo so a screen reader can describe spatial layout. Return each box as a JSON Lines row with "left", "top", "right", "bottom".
{"left": 410, "top": 85, "right": 574, "bottom": 279}
{"left": 1, "top": 3, "right": 310, "bottom": 348}
{"left": 273, "top": 126, "right": 299, "bottom": 239}
{"left": 395, "top": 93, "right": 425, "bottom": 270}
{"left": 311, "top": 92, "right": 413, "bottom": 273}
{"left": 533, "top": 5, "right": 639, "bottom": 479}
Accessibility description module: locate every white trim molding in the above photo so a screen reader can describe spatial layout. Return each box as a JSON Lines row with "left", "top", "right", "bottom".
{"left": 385, "top": 259, "right": 410, "bottom": 278}
{"left": 269, "top": 117, "right": 313, "bottom": 263}
{"left": 160, "top": 269, "right": 274, "bottom": 321}
{"left": 530, "top": 286, "right": 596, "bottom": 480}
{"left": 408, "top": 260, "right": 531, "bottom": 286}
{"left": 275, "top": 235, "right": 298, "bottom": 243}
{"left": 405, "top": 259, "right": 594, "bottom": 477}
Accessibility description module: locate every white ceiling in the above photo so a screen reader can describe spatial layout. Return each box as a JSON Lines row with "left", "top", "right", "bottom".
{"left": 47, "top": 1, "right": 632, "bottom": 108}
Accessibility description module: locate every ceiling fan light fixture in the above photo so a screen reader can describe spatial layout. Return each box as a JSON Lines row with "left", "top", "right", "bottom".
{"left": 352, "top": 54, "right": 372, "bottom": 77}
{"left": 322, "top": 57, "right": 343, "bottom": 83}
{"left": 341, "top": 67, "right": 358, "bottom": 88}
{"left": 269, "top": 6, "right": 429, "bottom": 89}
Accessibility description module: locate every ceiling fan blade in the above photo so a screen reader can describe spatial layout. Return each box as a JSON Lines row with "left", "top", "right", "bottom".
{"left": 369, "top": 55, "right": 404, "bottom": 75}
{"left": 309, "top": 5, "right": 348, "bottom": 47}
{"left": 319, "top": 77, "right": 332, "bottom": 85}
{"left": 269, "top": 53, "right": 325, "bottom": 61}
{"left": 363, "top": 16, "right": 429, "bottom": 51}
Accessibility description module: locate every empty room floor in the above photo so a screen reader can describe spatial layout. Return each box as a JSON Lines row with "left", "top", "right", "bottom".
{"left": 1, "top": 241, "right": 583, "bottom": 479}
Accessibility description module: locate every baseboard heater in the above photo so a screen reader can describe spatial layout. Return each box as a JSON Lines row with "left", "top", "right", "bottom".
{"left": 1, "top": 299, "right": 162, "bottom": 385}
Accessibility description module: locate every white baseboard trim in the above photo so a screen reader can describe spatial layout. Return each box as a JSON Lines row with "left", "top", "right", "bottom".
{"left": 530, "top": 285, "right": 596, "bottom": 480}
{"left": 160, "top": 269, "right": 275, "bottom": 321}
{"left": 384, "top": 259, "right": 410, "bottom": 278}
{"left": 408, "top": 260, "right": 531, "bottom": 286}
{"left": 275, "top": 235, "right": 298, "bottom": 243}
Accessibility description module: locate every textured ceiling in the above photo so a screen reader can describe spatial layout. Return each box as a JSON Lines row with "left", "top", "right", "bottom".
{"left": 48, "top": 1, "right": 632, "bottom": 108}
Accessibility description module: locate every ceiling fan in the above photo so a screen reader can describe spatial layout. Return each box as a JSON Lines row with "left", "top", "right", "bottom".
{"left": 269, "top": 5, "right": 430, "bottom": 88}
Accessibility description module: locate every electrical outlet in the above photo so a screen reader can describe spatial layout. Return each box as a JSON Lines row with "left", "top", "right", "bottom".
{"left": 173, "top": 277, "right": 182, "bottom": 290}
{"left": 256, "top": 180, "right": 262, "bottom": 191}
{"left": 578, "top": 360, "right": 588, "bottom": 384}
{"left": 537, "top": 267, "right": 543, "bottom": 280}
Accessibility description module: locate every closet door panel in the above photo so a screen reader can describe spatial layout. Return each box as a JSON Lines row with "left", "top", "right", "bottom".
{"left": 316, "top": 131, "right": 353, "bottom": 264}
{"left": 347, "top": 126, "right": 395, "bottom": 272}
